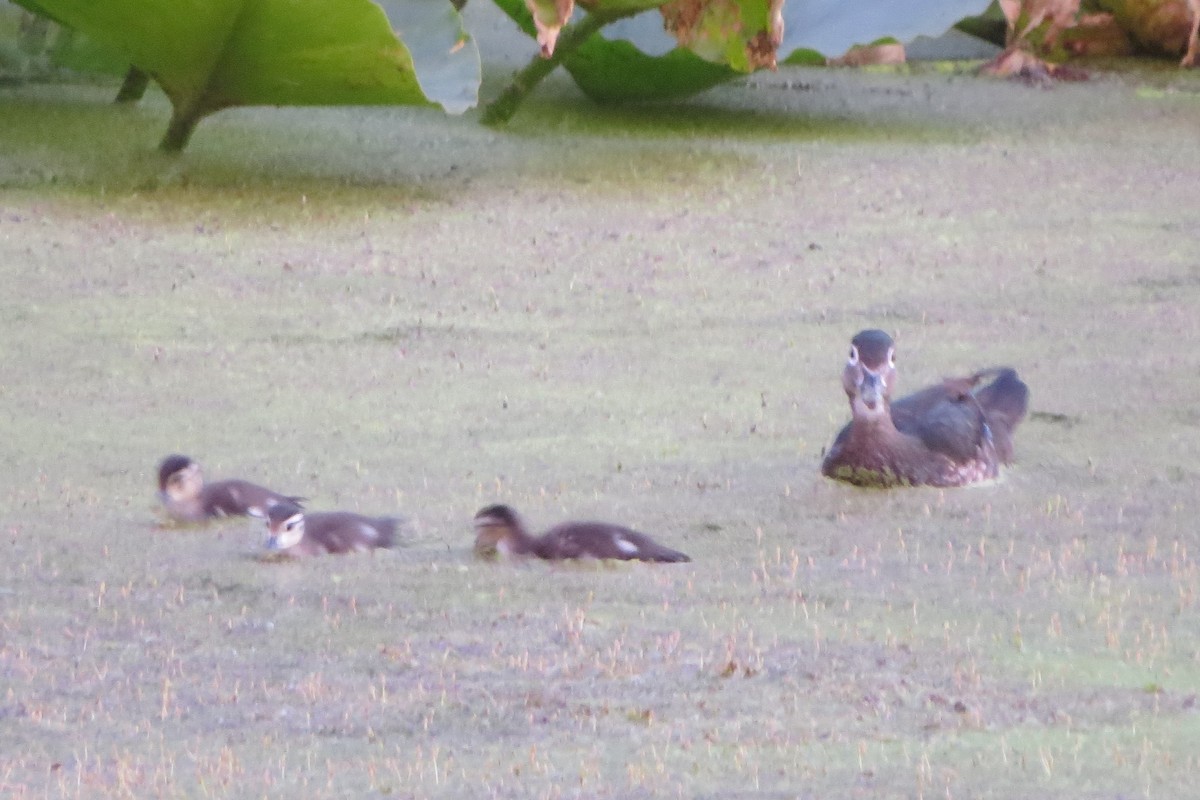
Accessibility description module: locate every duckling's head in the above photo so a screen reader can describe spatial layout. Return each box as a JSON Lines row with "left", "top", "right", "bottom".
{"left": 843, "top": 329, "right": 896, "bottom": 421}
{"left": 473, "top": 504, "right": 523, "bottom": 558}
{"left": 265, "top": 501, "right": 306, "bottom": 551}
{"left": 157, "top": 454, "right": 203, "bottom": 502}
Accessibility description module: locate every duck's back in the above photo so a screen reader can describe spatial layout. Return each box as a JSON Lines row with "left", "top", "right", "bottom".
{"left": 201, "top": 479, "right": 295, "bottom": 518}
{"left": 892, "top": 387, "right": 988, "bottom": 463}
{"left": 305, "top": 512, "right": 397, "bottom": 554}
{"left": 893, "top": 368, "right": 1028, "bottom": 465}
{"left": 537, "top": 522, "right": 690, "bottom": 563}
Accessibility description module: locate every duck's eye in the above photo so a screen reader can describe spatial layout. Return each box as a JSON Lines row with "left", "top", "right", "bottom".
{"left": 887, "top": 347, "right": 896, "bottom": 368}
{"left": 848, "top": 345, "right": 859, "bottom": 365}
{"left": 286, "top": 520, "right": 299, "bottom": 531}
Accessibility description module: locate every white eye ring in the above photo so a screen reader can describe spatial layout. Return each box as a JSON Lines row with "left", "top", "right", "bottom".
{"left": 887, "top": 347, "right": 896, "bottom": 368}
{"left": 848, "top": 345, "right": 859, "bottom": 365}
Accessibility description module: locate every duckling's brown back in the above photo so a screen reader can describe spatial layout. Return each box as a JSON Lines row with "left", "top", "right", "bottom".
{"left": 538, "top": 522, "right": 690, "bottom": 563}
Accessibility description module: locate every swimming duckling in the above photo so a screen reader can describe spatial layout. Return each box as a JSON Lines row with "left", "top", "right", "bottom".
{"left": 157, "top": 454, "right": 303, "bottom": 524}
{"left": 473, "top": 504, "right": 690, "bottom": 563}
{"left": 264, "top": 501, "right": 399, "bottom": 557}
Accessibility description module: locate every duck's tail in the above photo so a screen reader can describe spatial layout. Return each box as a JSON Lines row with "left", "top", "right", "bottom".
{"left": 973, "top": 368, "right": 1029, "bottom": 462}
{"left": 644, "top": 542, "right": 692, "bottom": 563}
{"left": 374, "top": 514, "right": 417, "bottom": 550}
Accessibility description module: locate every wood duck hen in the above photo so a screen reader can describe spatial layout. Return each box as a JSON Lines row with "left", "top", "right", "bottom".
{"left": 473, "top": 504, "right": 690, "bottom": 563}
{"left": 821, "top": 330, "right": 1029, "bottom": 488}
{"left": 157, "top": 454, "right": 303, "bottom": 524}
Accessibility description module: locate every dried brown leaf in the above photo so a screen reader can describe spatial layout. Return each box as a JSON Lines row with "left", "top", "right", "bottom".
{"left": 1000, "top": 0, "right": 1081, "bottom": 51}
{"left": 661, "top": 0, "right": 783, "bottom": 71}
{"left": 525, "top": 0, "right": 575, "bottom": 56}
{"left": 828, "top": 42, "right": 906, "bottom": 67}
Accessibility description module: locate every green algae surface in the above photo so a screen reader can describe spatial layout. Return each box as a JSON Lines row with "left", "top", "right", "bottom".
{"left": 3, "top": 63, "right": 1200, "bottom": 798}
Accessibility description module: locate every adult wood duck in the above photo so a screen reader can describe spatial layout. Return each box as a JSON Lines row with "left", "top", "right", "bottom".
{"left": 821, "top": 330, "right": 1029, "bottom": 488}
{"left": 157, "top": 454, "right": 303, "bottom": 523}
{"left": 264, "top": 501, "right": 399, "bottom": 557}
{"left": 473, "top": 504, "right": 691, "bottom": 563}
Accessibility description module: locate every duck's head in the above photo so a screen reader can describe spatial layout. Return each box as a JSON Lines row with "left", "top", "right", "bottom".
{"left": 842, "top": 329, "right": 896, "bottom": 421}
{"left": 157, "top": 454, "right": 203, "bottom": 502}
{"left": 473, "top": 504, "right": 523, "bottom": 557}
{"left": 265, "top": 501, "right": 307, "bottom": 551}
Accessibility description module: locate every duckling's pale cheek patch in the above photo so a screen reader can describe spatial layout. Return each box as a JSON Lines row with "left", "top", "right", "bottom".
{"left": 165, "top": 476, "right": 194, "bottom": 503}
{"left": 168, "top": 465, "right": 204, "bottom": 501}
{"left": 270, "top": 517, "right": 305, "bottom": 550}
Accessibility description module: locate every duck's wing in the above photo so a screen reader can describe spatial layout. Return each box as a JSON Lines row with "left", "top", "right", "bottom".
{"left": 201, "top": 480, "right": 268, "bottom": 517}
{"left": 370, "top": 517, "right": 401, "bottom": 549}
{"left": 203, "top": 480, "right": 301, "bottom": 518}
{"left": 892, "top": 381, "right": 989, "bottom": 463}
{"left": 539, "top": 522, "right": 690, "bottom": 562}
{"left": 893, "top": 368, "right": 1028, "bottom": 464}
{"left": 890, "top": 380, "right": 967, "bottom": 426}
{"left": 612, "top": 529, "right": 691, "bottom": 562}
{"left": 306, "top": 512, "right": 392, "bottom": 554}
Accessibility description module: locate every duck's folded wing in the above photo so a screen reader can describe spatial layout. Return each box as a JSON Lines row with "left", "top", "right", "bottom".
{"left": 894, "top": 390, "right": 988, "bottom": 463}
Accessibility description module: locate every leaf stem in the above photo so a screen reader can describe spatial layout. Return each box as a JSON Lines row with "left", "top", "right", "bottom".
{"left": 114, "top": 67, "right": 150, "bottom": 104}
{"left": 160, "top": 109, "right": 199, "bottom": 153}
{"left": 481, "top": 9, "right": 634, "bottom": 126}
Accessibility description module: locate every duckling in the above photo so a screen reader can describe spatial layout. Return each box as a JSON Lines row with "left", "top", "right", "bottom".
{"left": 821, "top": 330, "right": 1029, "bottom": 488}
{"left": 264, "top": 501, "right": 398, "bottom": 557}
{"left": 157, "top": 454, "right": 303, "bottom": 524}
{"left": 473, "top": 504, "right": 690, "bottom": 563}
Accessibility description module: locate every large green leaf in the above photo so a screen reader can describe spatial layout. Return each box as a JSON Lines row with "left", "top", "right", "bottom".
{"left": 567, "top": 35, "right": 735, "bottom": 103}
{"left": 522, "top": 0, "right": 678, "bottom": 56}
{"left": 18, "top": 0, "right": 479, "bottom": 147}
{"left": 659, "top": 0, "right": 780, "bottom": 72}
{"left": 491, "top": 0, "right": 736, "bottom": 103}
{"left": 492, "top": 0, "right": 995, "bottom": 106}
{"left": 46, "top": 30, "right": 133, "bottom": 76}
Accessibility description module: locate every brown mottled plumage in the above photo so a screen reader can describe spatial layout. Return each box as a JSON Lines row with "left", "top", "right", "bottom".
{"left": 473, "top": 504, "right": 690, "bottom": 563}
{"left": 157, "top": 454, "right": 302, "bottom": 524}
{"left": 821, "top": 330, "right": 1029, "bottom": 488}
{"left": 264, "top": 501, "right": 398, "bottom": 558}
